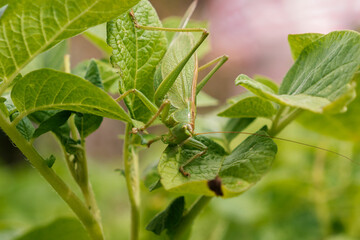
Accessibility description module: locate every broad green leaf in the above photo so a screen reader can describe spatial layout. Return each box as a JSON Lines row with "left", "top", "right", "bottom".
{"left": 73, "top": 60, "right": 120, "bottom": 94}
{"left": 253, "top": 75, "right": 279, "bottom": 93}
{"left": 15, "top": 218, "right": 89, "bottom": 240}
{"left": 218, "top": 95, "right": 276, "bottom": 118}
{"left": 107, "top": 0, "right": 167, "bottom": 123}
{"left": 237, "top": 31, "right": 360, "bottom": 114}
{"left": 158, "top": 128, "right": 277, "bottom": 198}
{"left": 75, "top": 113, "right": 103, "bottom": 138}
{"left": 237, "top": 74, "right": 343, "bottom": 113}
{"left": 32, "top": 111, "right": 72, "bottom": 138}
{"left": 160, "top": 33, "right": 195, "bottom": 109}
{"left": 279, "top": 31, "right": 360, "bottom": 100}
{"left": 288, "top": 33, "right": 324, "bottom": 60}
{"left": 162, "top": 17, "right": 210, "bottom": 59}
{"left": 0, "top": 0, "right": 140, "bottom": 84}
{"left": 146, "top": 196, "right": 185, "bottom": 235}
{"left": 21, "top": 41, "right": 68, "bottom": 76}
{"left": 297, "top": 74, "right": 360, "bottom": 142}
{"left": 11, "top": 69, "right": 131, "bottom": 122}
{"left": 223, "top": 118, "right": 255, "bottom": 143}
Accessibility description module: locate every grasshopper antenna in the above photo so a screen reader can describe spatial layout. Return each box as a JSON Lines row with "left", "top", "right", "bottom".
{"left": 195, "top": 131, "right": 357, "bottom": 165}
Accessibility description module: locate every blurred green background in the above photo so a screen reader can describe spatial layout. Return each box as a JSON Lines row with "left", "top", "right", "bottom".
{"left": 1, "top": 119, "right": 359, "bottom": 240}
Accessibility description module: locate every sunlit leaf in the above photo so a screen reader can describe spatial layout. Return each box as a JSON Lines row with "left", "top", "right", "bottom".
{"left": 288, "top": 33, "right": 323, "bottom": 60}
{"left": 0, "top": 0, "right": 140, "bottom": 84}
{"left": 218, "top": 95, "right": 276, "bottom": 118}
{"left": 11, "top": 69, "right": 131, "bottom": 123}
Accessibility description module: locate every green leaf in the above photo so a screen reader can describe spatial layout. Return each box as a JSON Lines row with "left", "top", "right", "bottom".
{"left": 75, "top": 113, "right": 103, "bottom": 138}
{"left": 107, "top": 0, "right": 167, "bottom": 123}
{"left": 29, "top": 110, "right": 71, "bottom": 143}
{"left": 297, "top": 74, "right": 360, "bottom": 142}
{"left": 0, "top": 0, "right": 140, "bottom": 84}
{"left": 143, "top": 163, "right": 162, "bottom": 192}
{"left": 280, "top": 31, "right": 360, "bottom": 100}
{"left": 158, "top": 128, "right": 277, "bottom": 198}
{"left": 84, "top": 60, "right": 103, "bottom": 89}
{"left": 21, "top": 41, "right": 68, "bottom": 76}
{"left": 162, "top": 17, "right": 210, "bottom": 59}
{"left": 13, "top": 114, "right": 35, "bottom": 141}
{"left": 288, "top": 33, "right": 324, "bottom": 60}
{"left": 15, "top": 218, "right": 89, "bottom": 240}
{"left": 223, "top": 118, "right": 255, "bottom": 143}
{"left": 218, "top": 95, "right": 276, "bottom": 118}
{"left": 253, "top": 74, "right": 279, "bottom": 93}
{"left": 238, "top": 31, "right": 360, "bottom": 114}
{"left": 73, "top": 60, "right": 120, "bottom": 94}
{"left": 83, "top": 24, "right": 112, "bottom": 56}
{"left": 32, "top": 111, "right": 72, "bottom": 138}
{"left": 45, "top": 155, "right": 56, "bottom": 168}
{"left": 146, "top": 196, "right": 185, "bottom": 235}
{"left": 11, "top": 69, "right": 131, "bottom": 122}
{"left": 3, "top": 96, "right": 35, "bottom": 141}
{"left": 237, "top": 74, "right": 339, "bottom": 113}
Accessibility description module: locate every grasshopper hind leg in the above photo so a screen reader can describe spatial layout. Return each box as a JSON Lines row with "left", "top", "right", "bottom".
{"left": 179, "top": 137, "right": 208, "bottom": 177}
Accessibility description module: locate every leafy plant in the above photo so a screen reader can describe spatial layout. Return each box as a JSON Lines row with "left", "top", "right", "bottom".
{"left": 0, "top": 0, "right": 359, "bottom": 240}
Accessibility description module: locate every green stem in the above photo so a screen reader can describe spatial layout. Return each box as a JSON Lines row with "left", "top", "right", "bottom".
{"left": 269, "top": 108, "right": 303, "bottom": 136}
{"left": 0, "top": 114, "right": 104, "bottom": 240}
{"left": 173, "top": 196, "right": 212, "bottom": 240}
{"left": 123, "top": 123, "right": 140, "bottom": 240}
{"left": 66, "top": 113, "right": 103, "bottom": 229}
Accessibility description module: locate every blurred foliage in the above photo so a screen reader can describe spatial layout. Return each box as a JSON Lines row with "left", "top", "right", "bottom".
{"left": 1, "top": 121, "right": 359, "bottom": 240}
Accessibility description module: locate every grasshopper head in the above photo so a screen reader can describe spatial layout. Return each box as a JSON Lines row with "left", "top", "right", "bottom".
{"left": 163, "top": 123, "right": 193, "bottom": 145}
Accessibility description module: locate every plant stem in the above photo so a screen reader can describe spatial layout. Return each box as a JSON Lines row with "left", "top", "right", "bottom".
{"left": 0, "top": 114, "right": 104, "bottom": 240}
{"left": 66, "top": 113, "right": 103, "bottom": 229}
{"left": 123, "top": 123, "right": 140, "bottom": 240}
{"left": 173, "top": 196, "right": 212, "bottom": 240}
{"left": 269, "top": 108, "right": 303, "bottom": 136}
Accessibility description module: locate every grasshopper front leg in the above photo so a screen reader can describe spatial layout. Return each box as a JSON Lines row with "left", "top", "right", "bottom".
{"left": 116, "top": 89, "right": 171, "bottom": 133}
{"left": 196, "top": 55, "right": 229, "bottom": 94}
{"left": 179, "top": 137, "right": 208, "bottom": 177}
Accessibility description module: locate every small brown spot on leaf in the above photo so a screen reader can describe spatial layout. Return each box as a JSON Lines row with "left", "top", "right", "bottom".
{"left": 207, "top": 176, "right": 223, "bottom": 196}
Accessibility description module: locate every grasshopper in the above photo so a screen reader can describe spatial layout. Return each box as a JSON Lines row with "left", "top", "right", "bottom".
{"left": 114, "top": 0, "right": 228, "bottom": 177}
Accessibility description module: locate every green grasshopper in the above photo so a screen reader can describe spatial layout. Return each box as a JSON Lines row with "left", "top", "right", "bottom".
{"left": 113, "top": 0, "right": 228, "bottom": 177}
